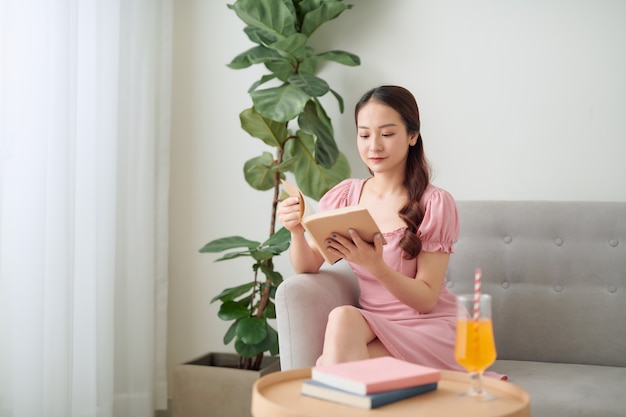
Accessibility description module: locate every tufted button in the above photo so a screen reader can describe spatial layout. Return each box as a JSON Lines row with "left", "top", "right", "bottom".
{"left": 609, "top": 239, "right": 619, "bottom": 247}
{"left": 554, "top": 284, "right": 563, "bottom": 292}
{"left": 608, "top": 285, "right": 617, "bottom": 293}
{"left": 554, "top": 238, "right": 564, "bottom": 246}
{"left": 446, "top": 281, "right": 455, "bottom": 289}
{"left": 503, "top": 235, "right": 513, "bottom": 244}
{"left": 501, "top": 281, "right": 510, "bottom": 289}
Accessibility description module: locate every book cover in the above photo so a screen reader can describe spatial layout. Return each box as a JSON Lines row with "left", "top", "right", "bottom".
{"left": 311, "top": 356, "right": 441, "bottom": 395}
{"left": 281, "top": 179, "right": 386, "bottom": 265}
{"left": 301, "top": 379, "right": 437, "bottom": 409}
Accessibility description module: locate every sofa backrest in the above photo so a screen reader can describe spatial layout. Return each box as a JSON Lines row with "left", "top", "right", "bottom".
{"left": 446, "top": 201, "right": 626, "bottom": 367}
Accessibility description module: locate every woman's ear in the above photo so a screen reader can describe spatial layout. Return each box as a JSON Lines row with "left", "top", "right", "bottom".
{"left": 409, "top": 132, "right": 419, "bottom": 146}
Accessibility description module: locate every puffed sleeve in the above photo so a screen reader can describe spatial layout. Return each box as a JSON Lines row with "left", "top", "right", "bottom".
{"left": 417, "top": 187, "right": 460, "bottom": 253}
{"left": 317, "top": 179, "right": 354, "bottom": 212}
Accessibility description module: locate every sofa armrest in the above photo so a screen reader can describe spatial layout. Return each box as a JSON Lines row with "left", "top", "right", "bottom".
{"left": 275, "top": 261, "right": 359, "bottom": 370}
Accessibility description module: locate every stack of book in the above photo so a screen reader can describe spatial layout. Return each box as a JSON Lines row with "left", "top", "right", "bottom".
{"left": 301, "top": 356, "right": 441, "bottom": 409}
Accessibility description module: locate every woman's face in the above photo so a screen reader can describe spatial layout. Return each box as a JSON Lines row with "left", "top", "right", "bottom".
{"left": 356, "top": 101, "right": 417, "bottom": 175}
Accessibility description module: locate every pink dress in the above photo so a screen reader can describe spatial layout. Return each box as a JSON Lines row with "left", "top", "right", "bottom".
{"left": 318, "top": 178, "right": 505, "bottom": 379}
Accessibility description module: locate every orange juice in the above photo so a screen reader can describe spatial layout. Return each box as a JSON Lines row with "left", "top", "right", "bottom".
{"left": 454, "top": 318, "right": 497, "bottom": 372}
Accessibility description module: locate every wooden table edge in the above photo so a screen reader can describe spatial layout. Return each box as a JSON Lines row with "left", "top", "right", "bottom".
{"left": 252, "top": 367, "right": 530, "bottom": 417}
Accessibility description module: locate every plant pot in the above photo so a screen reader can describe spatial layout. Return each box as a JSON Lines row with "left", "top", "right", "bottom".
{"left": 171, "top": 352, "right": 281, "bottom": 417}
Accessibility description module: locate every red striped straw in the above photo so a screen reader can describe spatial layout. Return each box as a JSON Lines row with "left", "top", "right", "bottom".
{"left": 473, "top": 268, "right": 482, "bottom": 320}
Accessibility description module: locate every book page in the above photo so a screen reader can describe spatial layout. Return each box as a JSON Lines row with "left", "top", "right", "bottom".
{"left": 281, "top": 179, "right": 316, "bottom": 219}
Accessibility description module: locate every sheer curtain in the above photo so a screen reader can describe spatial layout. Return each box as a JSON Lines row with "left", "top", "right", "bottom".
{"left": 0, "top": 1, "right": 171, "bottom": 416}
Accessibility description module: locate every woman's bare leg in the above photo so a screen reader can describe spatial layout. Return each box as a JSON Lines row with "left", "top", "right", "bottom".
{"left": 367, "top": 338, "right": 392, "bottom": 359}
{"left": 316, "top": 305, "right": 392, "bottom": 366}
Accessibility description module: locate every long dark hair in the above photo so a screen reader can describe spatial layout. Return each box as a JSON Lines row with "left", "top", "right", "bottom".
{"left": 355, "top": 85, "right": 431, "bottom": 259}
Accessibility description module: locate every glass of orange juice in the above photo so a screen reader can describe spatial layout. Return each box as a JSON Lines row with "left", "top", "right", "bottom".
{"left": 454, "top": 293, "right": 497, "bottom": 400}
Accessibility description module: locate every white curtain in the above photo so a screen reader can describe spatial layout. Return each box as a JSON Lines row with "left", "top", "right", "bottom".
{"left": 0, "top": 1, "right": 171, "bottom": 416}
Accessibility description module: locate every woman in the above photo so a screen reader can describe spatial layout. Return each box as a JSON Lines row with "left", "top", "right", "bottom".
{"left": 278, "top": 85, "right": 503, "bottom": 378}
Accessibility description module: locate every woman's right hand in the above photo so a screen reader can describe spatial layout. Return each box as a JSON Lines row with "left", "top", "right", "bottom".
{"left": 277, "top": 196, "right": 305, "bottom": 233}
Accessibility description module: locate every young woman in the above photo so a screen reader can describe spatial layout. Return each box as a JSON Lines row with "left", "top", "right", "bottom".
{"left": 278, "top": 85, "right": 504, "bottom": 378}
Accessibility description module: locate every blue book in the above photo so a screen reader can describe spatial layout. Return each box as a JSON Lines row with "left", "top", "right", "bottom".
{"left": 301, "top": 379, "right": 438, "bottom": 409}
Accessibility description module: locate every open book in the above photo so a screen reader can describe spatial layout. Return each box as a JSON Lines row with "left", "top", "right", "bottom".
{"left": 281, "top": 179, "right": 386, "bottom": 264}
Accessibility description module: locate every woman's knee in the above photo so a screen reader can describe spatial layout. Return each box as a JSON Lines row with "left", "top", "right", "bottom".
{"left": 327, "top": 305, "right": 364, "bottom": 329}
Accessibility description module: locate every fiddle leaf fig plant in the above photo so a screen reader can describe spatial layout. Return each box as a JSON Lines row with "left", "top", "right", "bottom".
{"left": 199, "top": 0, "right": 359, "bottom": 370}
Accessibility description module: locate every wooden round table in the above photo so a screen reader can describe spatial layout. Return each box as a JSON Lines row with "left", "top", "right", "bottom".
{"left": 252, "top": 368, "right": 530, "bottom": 417}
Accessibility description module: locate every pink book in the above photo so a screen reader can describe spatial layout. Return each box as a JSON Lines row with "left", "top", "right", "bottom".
{"left": 311, "top": 357, "right": 441, "bottom": 395}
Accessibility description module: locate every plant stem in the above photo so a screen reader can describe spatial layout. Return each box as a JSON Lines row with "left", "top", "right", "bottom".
{"left": 249, "top": 147, "right": 285, "bottom": 370}
{"left": 253, "top": 353, "right": 263, "bottom": 370}
{"left": 269, "top": 146, "right": 284, "bottom": 237}
{"left": 256, "top": 259, "right": 272, "bottom": 319}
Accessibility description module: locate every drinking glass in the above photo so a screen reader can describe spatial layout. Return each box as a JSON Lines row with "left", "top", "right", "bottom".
{"left": 454, "top": 293, "right": 497, "bottom": 400}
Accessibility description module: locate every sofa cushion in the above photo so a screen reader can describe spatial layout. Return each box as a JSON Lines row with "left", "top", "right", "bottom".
{"left": 492, "top": 360, "right": 626, "bottom": 417}
{"left": 447, "top": 201, "right": 626, "bottom": 367}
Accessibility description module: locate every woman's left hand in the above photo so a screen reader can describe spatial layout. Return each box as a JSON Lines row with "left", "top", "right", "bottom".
{"left": 325, "top": 229, "right": 385, "bottom": 269}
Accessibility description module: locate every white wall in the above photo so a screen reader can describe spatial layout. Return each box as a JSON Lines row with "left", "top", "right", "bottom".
{"left": 168, "top": 0, "right": 626, "bottom": 392}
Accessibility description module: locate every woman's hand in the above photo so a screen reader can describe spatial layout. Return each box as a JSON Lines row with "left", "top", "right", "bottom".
{"left": 278, "top": 196, "right": 324, "bottom": 273}
{"left": 277, "top": 196, "right": 305, "bottom": 234}
{"left": 325, "top": 229, "right": 385, "bottom": 271}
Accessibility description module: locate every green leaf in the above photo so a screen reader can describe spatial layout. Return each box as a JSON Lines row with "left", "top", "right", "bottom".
{"left": 315, "top": 50, "right": 361, "bottom": 66}
{"left": 282, "top": 0, "right": 297, "bottom": 21}
{"left": 288, "top": 73, "right": 329, "bottom": 97}
{"left": 275, "top": 157, "right": 297, "bottom": 173}
{"left": 236, "top": 317, "right": 267, "bottom": 344}
{"left": 249, "top": 249, "right": 276, "bottom": 262}
{"left": 253, "top": 227, "right": 291, "bottom": 259}
{"left": 299, "top": 152, "right": 351, "bottom": 199}
{"left": 218, "top": 301, "right": 250, "bottom": 321}
{"left": 243, "top": 152, "right": 276, "bottom": 191}
{"left": 300, "top": 1, "right": 352, "bottom": 37}
{"left": 262, "top": 300, "right": 276, "bottom": 319}
{"left": 267, "top": 282, "right": 278, "bottom": 300}
{"left": 297, "top": 0, "right": 353, "bottom": 15}
{"left": 259, "top": 263, "right": 284, "bottom": 286}
{"left": 211, "top": 250, "right": 254, "bottom": 262}
{"left": 329, "top": 87, "right": 345, "bottom": 113}
{"left": 298, "top": 100, "right": 338, "bottom": 168}
{"left": 227, "top": 46, "right": 284, "bottom": 70}
{"left": 248, "top": 74, "right": 277, "bottom": 93}
{"left": 260, "top": 324, "right": 279, "bottom": 353}
{"left": 255, "top": 244, "right": 289, "bottom": 260}
{"left": 223, "top": 321, "right": 238, "bottom": 345}
{"left": 264, "top": 60, "right": 296, "bottom": 83}
{"left": 227, "top": 51, "right": 254, "bottom": 70}
{"left": 243, "top": 25, "right": 282, "bottom": 46}
{"left": 266, "top": 241, "right": 290, "bottom": 256}
{"left": 262, "top": 226, "right": 291, "bottom": 248}
{"left": 268, "top": 33, "right": 308, "bottom": 62}
{"left": 239, "top": 108, "right": 288, "bottom": 147}
{"left": 296, "top": 0, "right": 327, "bottom": 15}
{"left": 234, "top": 322, "right": 278, "bottom": 358}
{"left": 285, "top": 132, "right": 351, "bottom": 199}
{"left": 251, "top": 84, "right": 311, "bottom": 122}
{"left": 228, "top": 0, "right": 296, "bottom": 38}
{"left": 270, "top": 339, "right": 279, "bottom": 356}
{"left": 298, "top": 53, "right": 318, "bottom": 74}
{"left": 199, "top": 236, "right": 260, "bottom": 253}
{"left": 210, "top": 281, "right": 255, "bottom": 303}
{"left": 254, "top": 243, "right": 289, "bottom": 259}
{"left": 283, "top": 128, "right": 314, "bottom": 167}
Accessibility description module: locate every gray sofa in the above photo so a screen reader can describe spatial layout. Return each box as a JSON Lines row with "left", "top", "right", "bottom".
{"left": 276, "top": 201, "right": 626, "bottom": 417}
